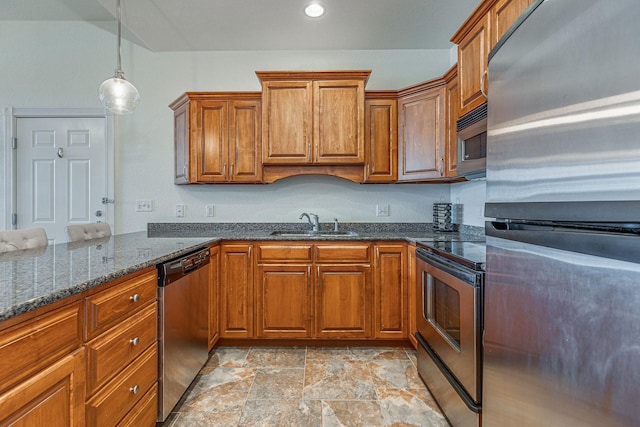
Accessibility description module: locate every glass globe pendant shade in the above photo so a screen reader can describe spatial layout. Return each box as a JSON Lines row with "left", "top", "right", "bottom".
{"left": 99, "top": 72, "right": 140, "bottom": 114}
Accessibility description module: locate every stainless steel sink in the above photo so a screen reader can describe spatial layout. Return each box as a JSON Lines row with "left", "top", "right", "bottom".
{"left": 270, "top": 230, "right": 358, "bottom": 237}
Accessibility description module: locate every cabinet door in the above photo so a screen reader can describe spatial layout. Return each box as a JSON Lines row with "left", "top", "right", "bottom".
{"left": 491, "top": 0, "right": 533, "bottom": 47}
{"left": 220, "top": 244, "right": 254, "bottom": 338}
{"left": 314, "top": 80, "right": 365, "bottom": 164}
{"left": 374, "top": 244, "right": 408, "bottom": 339}
{"left": 315, "top": 265, "right": 372, "bottom": 338}
{"left": 458, "top": 14, "right": 490, "bottom": 117}
{"left": 398, "top": 84, "right": 446, "bottom": 181}
{"left": 173, "top": 102, "right": 190, "bottom": 184}
{"left": 364, "top": 98, "right": 398, "bottom": 182}
{"left": 0, "top": 348, "right": 85, "bottom": 427}
{"left": 208, "top": 245, "right": 220, "bottom": 350}
{"left": 256, "top": 265, "right": 312, "bottom": 338}
{"left": 444, "top": 68, "right": 460, "bottom": 177}
{"left": 262, "top": 81, "right": 313, "bottom": 164}
{"left": 229, "top": 100, "right": 262, "bottom": 182}
{"left": 195, "top": 100, "right": 229, "bottom": 182}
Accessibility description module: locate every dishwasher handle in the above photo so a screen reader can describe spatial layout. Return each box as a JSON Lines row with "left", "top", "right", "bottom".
{"left": 159, "top": 247, "right": 210, "bottom": 286}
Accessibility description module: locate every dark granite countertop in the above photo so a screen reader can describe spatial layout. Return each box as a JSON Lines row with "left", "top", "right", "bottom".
{"left": 0, "top": 232, "right": 213, "bottom": 322}
{"left": 0, "top": 223, "right": 484, "bottom": 323}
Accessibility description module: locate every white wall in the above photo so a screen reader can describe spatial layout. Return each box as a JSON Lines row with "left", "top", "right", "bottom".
{"left": 0, "top": 21, "right": 485, "bottom": 233}
{"left": 450, "top": 179, "right": 487, "bottom": 227}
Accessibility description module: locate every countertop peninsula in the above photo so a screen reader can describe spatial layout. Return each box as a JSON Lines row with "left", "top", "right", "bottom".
{"left": 0, "top": 223, "right": 483, "bottom": 323}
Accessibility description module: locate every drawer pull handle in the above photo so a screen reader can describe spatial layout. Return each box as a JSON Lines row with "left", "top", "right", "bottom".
{"left": 129, "top": 337, "right": 140, "bottom": 346}
{"left": 130, "top": 385, "right": 139, "bottom": 395}
{"left": 130, "top": 294, "right": 140, "bottom": 303}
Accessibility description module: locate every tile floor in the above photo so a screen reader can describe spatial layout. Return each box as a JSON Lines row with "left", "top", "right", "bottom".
{"left": 160, "top": 346, "right": 450, "bottom": 427}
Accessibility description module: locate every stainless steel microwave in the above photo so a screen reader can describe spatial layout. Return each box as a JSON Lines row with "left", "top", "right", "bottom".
{"left": 457, "top": 103, "right": 487, "bottom": 179}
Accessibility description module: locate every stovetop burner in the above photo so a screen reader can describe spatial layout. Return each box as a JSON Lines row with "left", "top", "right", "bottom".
{"left": 417, "top": 240, "right": 486, "bottom": 271}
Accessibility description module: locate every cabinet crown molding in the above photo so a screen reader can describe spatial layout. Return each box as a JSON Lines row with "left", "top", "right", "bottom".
{"left": 450, "top": 0, "right": 497, "bottom": 43}
{"left": 256, "top": 70, "right": 371, "bottom": 85}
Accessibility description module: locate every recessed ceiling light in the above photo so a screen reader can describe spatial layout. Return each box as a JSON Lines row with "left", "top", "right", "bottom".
{"left": 304, "top": 3, "right": 325, "bottom": 18}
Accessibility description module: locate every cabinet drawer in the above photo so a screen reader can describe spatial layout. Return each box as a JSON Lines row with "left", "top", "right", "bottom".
{"left": 315, "top": 244, "right": 371, "bottom": 263}
{"left": 87, "top": 344, "right": 157, "bottom": 427}
{"left": 86, "top": 303, "right": 157, "bottom": 395}
{"left": 0, "top": 302, "right": 81, "bottom": 392}
{"left": 85, "top": 269, "right": 157, "bottom": 341}
{"left": 257, "top": 244, "right": 313, "bottom": 263}
{"left": 117, "top": 382, "right": 157, "bottom": 427}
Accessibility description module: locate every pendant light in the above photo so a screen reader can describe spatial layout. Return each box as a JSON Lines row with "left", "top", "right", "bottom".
{"left": 99, "top": 0, "right": 140, "bottom": 114}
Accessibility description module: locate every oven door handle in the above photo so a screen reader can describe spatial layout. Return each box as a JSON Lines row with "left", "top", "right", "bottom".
{"left": 416, "top": 248, "right": 480, "bottom": 286}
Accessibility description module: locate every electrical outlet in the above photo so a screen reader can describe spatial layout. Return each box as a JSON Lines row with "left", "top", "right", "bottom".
{"left": 376, "top": 204, "right": 390, "bottom": 217}
{"left": 135, "top": 199, "right": 153, "bottom": 212}
{"left": 206, "top": 204, "right": 215, "bottom": 217}
{"left": 175, "top": 204, "right": 185, "bottom": 218}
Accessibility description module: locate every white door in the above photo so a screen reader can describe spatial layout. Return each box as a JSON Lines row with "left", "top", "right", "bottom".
{"left": 16, "top": 117, "right": 109, "bottom": 244}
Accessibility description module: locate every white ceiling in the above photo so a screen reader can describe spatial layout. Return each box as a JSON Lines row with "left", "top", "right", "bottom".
{"left": 3, "top": 0, "right": 480, "bottom": 52}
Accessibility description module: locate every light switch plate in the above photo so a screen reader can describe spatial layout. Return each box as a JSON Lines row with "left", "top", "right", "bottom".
{"left": 135, "top": 199, "right": 153, "bottom": 212}
{"left": 206, "top": 204, "right": 215, "bottom": 217}
{"left": 175, "top": 204, "right": 185, "bottom": 217}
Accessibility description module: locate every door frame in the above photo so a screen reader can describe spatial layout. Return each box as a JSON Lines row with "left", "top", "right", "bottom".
{"left": 2, "top": 107, "right": 115, "bottom": 232}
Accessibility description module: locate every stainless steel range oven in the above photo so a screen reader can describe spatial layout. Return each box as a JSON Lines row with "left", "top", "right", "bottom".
{"left": 415, "top": 241, "right": 485, "bottom": 427}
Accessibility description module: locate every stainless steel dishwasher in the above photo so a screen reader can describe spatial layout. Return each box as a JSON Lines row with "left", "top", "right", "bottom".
{"left": 157, "top": 246, "right": 210, "bottom": 422}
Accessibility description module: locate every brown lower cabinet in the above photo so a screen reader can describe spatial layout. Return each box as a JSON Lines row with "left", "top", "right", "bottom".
{"left": 208, "top": 244, "right": 221, "bottom": 350}
{"left": 251, "top": 242, "right": 409, "bottom": 341}
{"left": 0, "top": 267, "right": 159, "bottom": 427}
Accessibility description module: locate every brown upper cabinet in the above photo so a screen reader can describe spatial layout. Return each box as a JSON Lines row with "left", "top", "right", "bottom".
{"left": 452, "top": 0, "right": 534, "bottom": 117}
{"left": 169, "top": 92, "right": 262, "bottom": 184}
{"left": 364, "top": 92, "right": 398, "bottom": 183}
{"left": 397, "top": 79, "right": 447, "bottom": 181}
{"left": 257, "top": 71, "right": 370, "bottom": 166}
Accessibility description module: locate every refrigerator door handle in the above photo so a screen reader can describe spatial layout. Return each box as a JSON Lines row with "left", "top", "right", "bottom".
{"left": 486, "top": 221, "right": 639, "bottom": 264}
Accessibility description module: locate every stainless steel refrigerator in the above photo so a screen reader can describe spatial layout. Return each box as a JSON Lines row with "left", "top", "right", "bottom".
{"left": 484, "top": 0, "right": 640, "bottom": 426}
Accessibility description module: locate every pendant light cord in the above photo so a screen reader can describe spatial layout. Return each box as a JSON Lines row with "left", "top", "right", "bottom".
{"left": 116, "top": 0, "right": 123, "bottom": 77}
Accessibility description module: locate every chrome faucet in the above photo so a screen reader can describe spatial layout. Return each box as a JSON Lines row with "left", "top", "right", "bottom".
{"left": 299, "top": 212, "right": 320, "bottom": 232}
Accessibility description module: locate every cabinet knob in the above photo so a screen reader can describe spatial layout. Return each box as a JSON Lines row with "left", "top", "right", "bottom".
{"left": 129, "top": 294, "right": 140, "bottom": 303}
{"left": 129, "top": 385, "right": 139, "bottom": 395}
{"left": 129, "top": 337, "right": 140, "bottom": 346}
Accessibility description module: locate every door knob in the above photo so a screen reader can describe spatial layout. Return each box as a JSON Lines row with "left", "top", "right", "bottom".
{"left": 95, "top": 210, "right": 103, "bottom": 217}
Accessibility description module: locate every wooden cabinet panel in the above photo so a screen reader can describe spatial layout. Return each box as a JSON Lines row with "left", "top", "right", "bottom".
{"left": 408, "top": 245, "right": 418, "bottom": 349}
{"left": 173, "top": 103, "right": 189, "bottom": 184}
{"left": 86, "top": 344, "right": 157, "bottom": 427}
{"left": 256, "top": 265, "right": 312, "bottom": 338}
{"left": 0, "top": 301, "right": 81, "bottom": 392}
{"left": 196, "top": 101, "right": 228, "bottom": 182}
{"left": 220, "top": 244, "right": 254, "bottom": 338}
{"left": 258, "top": 71, "right": 369, "bottom": 167}
{"left": 364, "top": 96, "right": 398, "bottom": 182}
{"left": 84, "top": 269, "right": 157, "bottom": 341}
{"left": 257, "top": 244, "right": 313, "bottom": 263}
{"left": 230, "top": 101, "right": 262, "bottom": 182}
{"left": 315, "top": 244, "right": 371, "bottom": 263}
{"left": 444, "top": 66, "right": 460, "bottom": 178}
{"left": 262, "top": 81, "right": 313, "bottom": 164}
{"left": 0, "top": 348, "right": 85, "bottom": 427}
{"left": 170, "top": 92, "right": 262, "bottom": 184}
{"left": 398, "top": 83, "right": 446, "bottom": 181}
{"left": 86, "top": 303, "right": 157, "bottom": 395}
{"left": 491, "top": 0, "right": 533, "bottom": 47}
{"left": 457, "top": 14, "right": 490, "bottom": 117}
{"left": 209, "top": 245, "right": 220, "bottom": 350}
{"left": 314, "top": 80, "right": 365, "bottom": 164}
{"left": 315, "top": 265, "right": 372, "bottom": 338}
{"left": 374, "top": 244, "right": 408, "bottom": 339}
